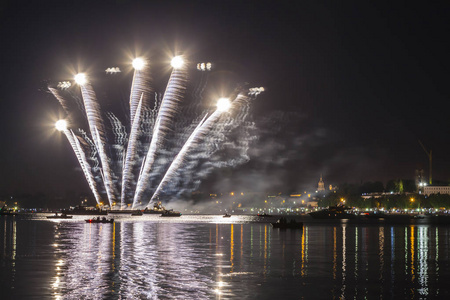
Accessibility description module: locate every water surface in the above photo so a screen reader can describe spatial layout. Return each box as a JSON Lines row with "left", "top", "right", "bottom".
{"left": 1, "top": 214, "right": 450, "bottom": 299}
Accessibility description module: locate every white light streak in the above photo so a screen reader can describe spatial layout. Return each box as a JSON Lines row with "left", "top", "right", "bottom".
{"left": 150, "top": 95, "right": 246, "bottom": 203}
{"left": 79, "top": 83, "right": 117, "bottom": 206}
{"left": 121, "top": 94, "right": 144, "bottom": 208}
{"left": 50, "top": 52, "right": 261, "bottom": 209}
{"left": 133, "top": 63, "right": 188, "bottom": 208}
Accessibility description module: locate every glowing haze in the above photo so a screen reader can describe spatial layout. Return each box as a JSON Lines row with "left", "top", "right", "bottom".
{"left": 49, "top": 52, "right": 262, "bottom": 209}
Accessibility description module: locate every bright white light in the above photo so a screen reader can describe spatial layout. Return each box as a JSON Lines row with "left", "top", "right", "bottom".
{"left": 216, "top": 98, "right": 231, "bottom": 112}
{"left": 105, "top": 67, "right": 121, "bottom": 74}
{"left": 248, "top": 87, "right": 265, "bottom": 95}
{"left": 196, "top": 62, "right": 212, "bottom": 71}
{"left": 132, "top": 58, "right": 145, "bottom": 70}
{"left": 55, "top": 120, "right": 67, "bottom": 131}
{"left": 171, "top": 56, "right": 184, "bottom": 69}
{"left": 74, "top": 73, "right": 87, "bottom": 85}
{"left": 57, "top": 81, "right": 71, "bottom": 89}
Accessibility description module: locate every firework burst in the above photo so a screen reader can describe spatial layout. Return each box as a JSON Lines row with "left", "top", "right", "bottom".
{"left": 50, "top": 53, "right": 263, "bottom": 209}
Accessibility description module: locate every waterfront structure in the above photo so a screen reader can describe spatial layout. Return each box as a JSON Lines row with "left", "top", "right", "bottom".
{"left": 423, "top": 185, "right": 450, "bottom": 196}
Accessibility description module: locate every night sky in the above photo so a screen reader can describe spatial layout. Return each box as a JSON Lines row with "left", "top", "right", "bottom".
{"left": 1, "top": 1, "right": 449, "bottom": 198}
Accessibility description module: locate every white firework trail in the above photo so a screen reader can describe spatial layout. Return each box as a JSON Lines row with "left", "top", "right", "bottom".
{"left": 78, "top": 82, "right": 117, "bottom": 206}
{"left": 50, "top": 87, "right": 103, "bottom": 203}
{"left": 133, "top": 62, "right": 188, "bottom": 207}
{"left": 149, "top": 109, "right": 217, "bottom": 204}
{"left": 56, "top": 123, "right": 102, "bottom": 204}
{"left": 92, "top": 126, "right": 116, "bottom": 206}
{"left": 50, "top": 54, "right": 261, "bottom": 209}
{"left": 107, "top": 112, "right": 127, "bottom": 147}
{"left": 69, "top": 130, "right": 102, "bottom": 204}
{"left": 129, "top": 61, "right": 153, "bottom": 125}
{"left": 78, "top": 129, "right": 100, "bottom": 170}
{"left": 121, "top": 94, "right": 144, "bottom": 207}
{"left": 48, "top": 87, "right": 71, "bottom": 114}
{"left": 153, "top": 94, "right": 256, "bottom": 198}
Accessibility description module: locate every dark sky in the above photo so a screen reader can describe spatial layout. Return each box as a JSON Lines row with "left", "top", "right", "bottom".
{"left": 1, "top": 0, "right": 449, "bottom": 197}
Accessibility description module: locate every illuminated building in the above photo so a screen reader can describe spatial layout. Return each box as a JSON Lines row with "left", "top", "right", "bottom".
{"left": 423, "top": 186, "right": 450, "bottom": 196}
{"left": 318, "top": 175, "right": 325, "bottom": 192}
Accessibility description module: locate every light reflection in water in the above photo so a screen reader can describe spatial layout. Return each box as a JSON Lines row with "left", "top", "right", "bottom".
{"left": 390, "top": 226, "right": 395, "bottom": 297}
{"left": 11, "top": 218, "right": 16, "bottom": 289}
{"left": 405, "top": 227, "right": 408, "bottom": 276}
{"left": 301, "top": 226, "right": 308, "bottom": 277}
{"left": 435, "top": 227, "right": 439, "bottom": 286}
{"left": 264, "top": 224, "right": 268, "bottom": 276}
{"left": 417, "top": 226, "right": 429, "bottom": 296}
{"left": 240, "top": 224, "right": 243, "bottom": 263}
{"left": 230, "top": 224, "right": 234, "bottom": 272}
{"left": 354, "top": 227, "right": 358, "bottom": 296}
{"left": 250, "top": 226, "right": 253, "bottom": 259}
{"left": 341, "top": 225, "right": 346, "bottom": 298}
{"left": 333, "top": 227, "right": 337, "bottom": 280}
{"left": 0, "top": 217, "right": 17, "bottom": 294}
{"left": 411, "top": 226, "right": 415, "bottom": 284}
{"left": 216, "top": 223, "right": 219, "bottom": 250}
{"left": 379, "top": 226, "right": 384, "bottom": 283}
{"left": 3, "top": 216, "right": 450, "bottom": 299}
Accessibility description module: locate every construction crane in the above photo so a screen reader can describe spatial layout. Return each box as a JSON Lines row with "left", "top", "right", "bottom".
{"left": 418, "top": 140, "right": 432, "bottom": 185}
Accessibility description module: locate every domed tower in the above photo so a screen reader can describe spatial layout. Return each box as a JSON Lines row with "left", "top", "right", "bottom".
{"left": 318, "top": 175, "right": 325, "bottom": 192}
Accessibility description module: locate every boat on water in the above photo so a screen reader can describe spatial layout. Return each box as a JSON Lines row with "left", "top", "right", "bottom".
{"left": 160, "top": 210, "right": 181, "bottom": 217}
{"left": 257, "top": 213, "right": 272, "bottom": 217}
{"left": 62, "top": 205, "right": 107, "bottom": 215}
{"left": 364, "top": 211, "right": 389, "bottom": 219}
{"left": 309, "top": 205, "right": 356, "bottom": 219}
{"left": 143, "top": 201, "right": 166, "bottom": 214}
{"left": 223, "top": 213, "right": 231, "bottom": 218}
{"left": 85, "top": 217, "right": 114, "bottom": 223}
{"left": 131, "top": 210, "right": 143, "bottom": 216}
{"left": 47, "top": 213, "right": 73, "bottom": 219}
{"left": 412, "top": 214, "right": 425, "bottom": 219}
{"left": 271, "top": 218, "right": 303, "bottom": 229}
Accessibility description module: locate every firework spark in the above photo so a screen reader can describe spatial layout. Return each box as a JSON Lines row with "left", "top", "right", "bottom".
{"left": 50, "top": 53, "right": 262, "bottom": 209}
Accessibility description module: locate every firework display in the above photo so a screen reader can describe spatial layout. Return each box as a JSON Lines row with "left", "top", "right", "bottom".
{"left": 50, "top": 54, "right": 263, "bottom": 209}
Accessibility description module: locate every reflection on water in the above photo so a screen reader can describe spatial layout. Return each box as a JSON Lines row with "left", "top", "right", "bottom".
{"left": 1, "top": 215, "right": 450, "bottom": 299}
